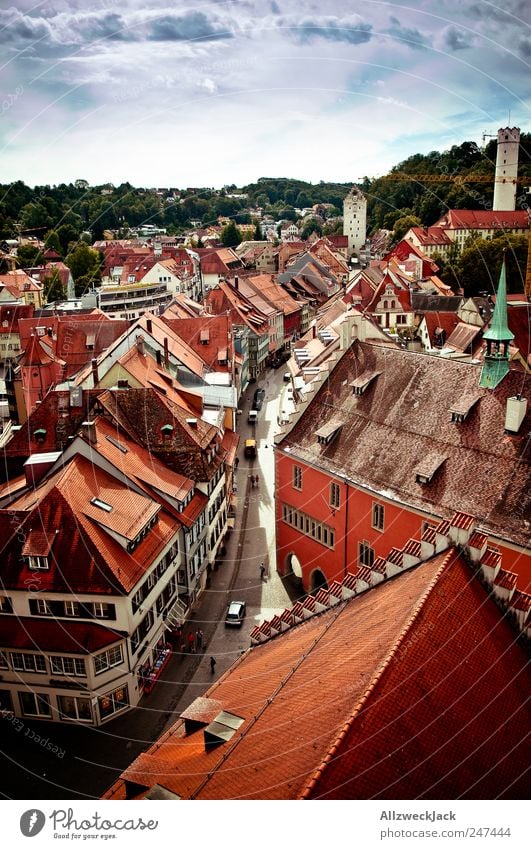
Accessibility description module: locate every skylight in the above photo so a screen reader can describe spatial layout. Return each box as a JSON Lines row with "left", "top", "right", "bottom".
{"left": 91, "top": 497, "right": 113, "bottom": 512}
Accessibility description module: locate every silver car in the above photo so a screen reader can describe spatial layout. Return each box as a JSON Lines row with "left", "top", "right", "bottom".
{"left": 225, "top": 600, "right": 246, "bottom": 627}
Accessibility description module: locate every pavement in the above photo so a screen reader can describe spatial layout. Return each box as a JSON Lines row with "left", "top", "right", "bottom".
{"left": 0, "top": 366, "right": 300, "bottom": 800}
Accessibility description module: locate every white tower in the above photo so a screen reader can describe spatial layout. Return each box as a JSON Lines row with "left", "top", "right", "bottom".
{"left": 343, "top": 186, "right": 367, "bottom": 256}
{"left": 493, "top": 127, "right": 520, "bottom": 211}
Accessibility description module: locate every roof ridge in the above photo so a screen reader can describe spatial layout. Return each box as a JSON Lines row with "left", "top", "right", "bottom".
{"left": 298, "top": 546, "right": 458, "bottom": 799}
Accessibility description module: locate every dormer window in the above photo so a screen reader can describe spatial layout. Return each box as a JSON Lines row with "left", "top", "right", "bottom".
{"left": 414, "top": 454, "right": 447, "bottom": 485}
{"left": 315, "top": 421, "right": 344, "bottom": 445}
{"left": 350, "top": 371, "right": 381, "bottom": 396}
{"left": 33, "top": 428, "right": 47, "bottom": 443}
{"left": 22, "top": 529, "right": 54, "bottom": 570}
{"left": 27, "top": 555, "right": 49, "bottom": 571}
{"left": 161, "top": 424, "right": 174, "bottom": 439}
{"left": 449, "top": 394, "right": 480, "bottom": 423}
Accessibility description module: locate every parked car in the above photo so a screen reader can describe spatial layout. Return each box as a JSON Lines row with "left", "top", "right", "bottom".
{"left": 247, "top": 410, "right": 258, "bottom": 425}
{"left": 225, "top": 600, "right": 246, "bottom": 627}
{"left": 253, "top": 388, "right": 265, "bottom": 411}
{"left": 283, "top": 372, "right": 291, "bottom": 383}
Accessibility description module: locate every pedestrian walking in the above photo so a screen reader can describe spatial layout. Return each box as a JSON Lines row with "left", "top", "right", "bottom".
{"left": 210, "top": 656, "right": 216, "bottom": 674}
{"left": 260, "top": 562, "right": 266, "bottom": 581}
{"left": 188, "top": 632, "right": 195, "bottom": 653}
{"left": 255, "top": 474, "right": 259, "bottom": 487}
{"left": 196, "top": 629, "right": 204, "bottom": 651}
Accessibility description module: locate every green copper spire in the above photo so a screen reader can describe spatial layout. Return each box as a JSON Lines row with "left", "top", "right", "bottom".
{"left": 479, "top": 259, "right": 514, "bottom": 389}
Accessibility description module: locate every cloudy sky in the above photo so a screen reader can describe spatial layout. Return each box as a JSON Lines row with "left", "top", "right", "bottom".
{"left": 0, "top": 0, "right": 529, "bottom": 187}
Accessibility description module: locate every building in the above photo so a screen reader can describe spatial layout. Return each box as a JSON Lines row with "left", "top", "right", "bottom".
{"left": 104, "top": 514, "right": 529, "bottom": 799}
{"left": 430, "top": 209, "right": 528, "bottom": 252}
{"left": 96, "top": 279, "right": 172, "bottom": 320}
{"left": 343, "top": 186, "right": 367, "bottom": 256}
{"left": 0, "top": 417, "right": 213, "bottom": 726}
{"left": 274, "top": 269, "right": 530, "bottom": 597}
{"left": 493, "top": 126, "right": 520, "bottom": 211}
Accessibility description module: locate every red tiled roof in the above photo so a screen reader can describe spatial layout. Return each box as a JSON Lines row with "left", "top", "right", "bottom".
{"left": 279, "top": 342, "right": 530, "bottom": 550}
{"left": 435, "top": 210, "right": 528, "bottom": 230}
{"left": 303, "top": 549, "right": 529, "bottom": 800}
{"left": 0, "top": 616, "right": 122, "bottom": 654}
{"left": 409, "top": 226, "right": 453, "bottom": 246}
{"left": 3, "top": 454, "right": 180, "bottom": 594}
{"left": 108, "top": 548, "right": 529, "bottom": 800}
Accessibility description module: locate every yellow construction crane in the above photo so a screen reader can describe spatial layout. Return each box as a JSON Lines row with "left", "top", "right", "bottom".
{"left": 377, "top": 172, "right": 528, "bottom": 184}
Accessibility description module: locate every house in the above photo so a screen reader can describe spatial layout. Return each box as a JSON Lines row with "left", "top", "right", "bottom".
{"left": 346, "top": 263, "right": 416, "bottom": 332}
{"left": 416, "top": 311, "right": 463, "bottom": 351}
{"left": 431, "top": 209, "right": 529, "bottom": 252}
{"left": 404, "top": 226, "right": 455, "bottom": 259}
{"left": 104, "top": 513, "right": 529, "bottom": 799}
{"left": 205, "top": 280, "right": 269, "bottom": 383}
{"left": 0, "top": 304, "right": 34, "bottom": 362}
{"left": 0, "top": 270, "right": 44, "bottom": 308}
{"left": 279, "top": 221, "right": 300, "bottom": 242}
{"left": 233, "top": 274, "right": 284, "bottom": 361}
{"left": 0, "top": 419, "right": 209, "bottom": 726}
{"left": 274, "top": 271, "right": 530, "bottom": 597}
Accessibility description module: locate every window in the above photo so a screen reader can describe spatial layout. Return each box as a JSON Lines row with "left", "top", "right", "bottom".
{"left": 64, "top": 601, "right": 81, "bottom": 617}
{"left": 330, "top": 482, "right": 340, "bottom": 509}
{"left": 99, "top": 685, "right": 129, "bottom": 720}
{"left": 293, "top": 465, "right": 303, "bottom": 490}
{"left": 93, "top": 645, "right": 123, "bottom": 675}
{"left": 11, "top": 653, "right": 46, "bottom": 673}
{"left": 92, "top": 602, "right": 114, "bottom": 619}
{"left": 372, "top": 503, "right": 385, "bottom": 531}
{"left": 0, "top": 596, "right": 12, "bottom": 614}
{"left": 50, "top": 656, "right": 86, "bottom": 677}
{"left": 358, "top": 541, "right": 375, "bottom": 568}
{"left": 281, "top": 503, "right": 335, "bottom": 549}
{"left": 19, "top": 691, "right": 51, "bottom": 717}
{"left": 0, "top": 651, "right": 8, "bottom": 670}
{"left": 35, "top": 598, "right": 52, "bottom": 615}
{"left": 58, "top": 694, "right": 92, "bottom": 722}
{"left": 27, "top": 555, "right": 49, "bottom": 570}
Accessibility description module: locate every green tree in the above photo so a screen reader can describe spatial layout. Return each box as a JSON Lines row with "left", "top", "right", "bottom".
{"left": 300, "top": 217, "right": 322, "bottom": 239}
{"left": 42, "top": 269, "right": 66, "bottom": 304}
{"left": 19, "top": 201, "right": 53, "bottom": 231}
{"left": 56, "top": 224, "right": 80, "bottom": 255}
{"left": 44, "top": 229, "right": 63, "bottom": 256}
{"left": 253, "top": 220, "right": 262, "bottom": 240}
{"left": 221, "top": 220, "right": 242, "bottom": 247}
{"left": 454, "top": 234, "right": 528, "bottom": 296}
{"left": 392, "top": 215, "right": 421, "bottom": 242}
{"left": 66, "top": 243, "right": 102, "bottom": 295}
{"left": 16, "top": 244, "right": 42, "bottom": 266}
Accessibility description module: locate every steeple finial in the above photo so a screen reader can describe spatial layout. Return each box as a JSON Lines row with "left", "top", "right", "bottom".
{"left": 479, "top": 258, "right": 514, "bottom": 389}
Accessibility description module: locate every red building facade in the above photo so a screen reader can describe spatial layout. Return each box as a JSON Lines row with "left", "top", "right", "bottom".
{"left": 275, "top": 335, "right": 530, "bottom": 595}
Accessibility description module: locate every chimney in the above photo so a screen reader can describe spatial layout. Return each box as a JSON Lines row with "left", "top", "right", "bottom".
{"left": 91, "top": 358, "right": 99, "bottom": 386}
{"left": 82, "top": 420, "right": 97, "bottom": 445}
{"left": 234, "top": 275, "right": 239, "bottom": 290}
{"left": 136, "top": 335, "right": 145, "bottom": 356}
{"left": 164, "top": 337, "right": 169, "bottom": 368}
{"left": 505, "top": 396, "right": 527, "bottom": 433}
{"left": 156, "top": 349, "right": 162, "bottom": 366}
{"left": 146, "top": 318, "right": 152, "bottom": 333}
{"left": 312, "top": 323, "right": 316, "bottom": 339}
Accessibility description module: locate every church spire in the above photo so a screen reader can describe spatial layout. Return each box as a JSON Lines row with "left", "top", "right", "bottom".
{"left": 479, "top": 258, "right": 514, "bottom": 389}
